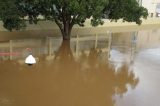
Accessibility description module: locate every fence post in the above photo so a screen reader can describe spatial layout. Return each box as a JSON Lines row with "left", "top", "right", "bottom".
{"left": 9, "top": 40, "right": 13, "bottom": 60}
{"left": 130, "top": 31, "right": 138, "bottom": 62}
{"left": 48, "top": 37, "right": 52, "bottom": 56}
{"left": 95, "top": 34, "right": 98, "bottom": 49}
{"left": 108, "top": 31, "right": 112, "bottom": 59}
{"left": 76, "top": 35, "right": 79, "bottom": 56}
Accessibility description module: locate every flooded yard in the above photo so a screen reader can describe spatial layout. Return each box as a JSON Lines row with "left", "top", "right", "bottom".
{"left": 0, "top": 29, "right": 160, "bottom": 106}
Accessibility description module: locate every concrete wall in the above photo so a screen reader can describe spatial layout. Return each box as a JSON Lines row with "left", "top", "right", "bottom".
{"left": 1, "top": 18, "right": 160, "bottom": 41}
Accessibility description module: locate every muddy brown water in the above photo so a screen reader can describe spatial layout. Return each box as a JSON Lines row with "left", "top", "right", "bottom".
{"left": 0, "top": 29, "right": 160, "bottom": 106}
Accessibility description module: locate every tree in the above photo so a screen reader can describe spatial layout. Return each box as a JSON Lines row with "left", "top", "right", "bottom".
{"left": 0, "top": 0, "right": 148, "bottom": 40}
{"left": 0, "top": 0, "right": 26, "bottom": 30}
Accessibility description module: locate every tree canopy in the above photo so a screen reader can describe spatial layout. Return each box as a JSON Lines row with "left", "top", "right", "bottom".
{"left": 0, "top": 0, "right": 26, "bottom": 30}
{"left": 0, "top": 0, "right": 148, "bottom": 40}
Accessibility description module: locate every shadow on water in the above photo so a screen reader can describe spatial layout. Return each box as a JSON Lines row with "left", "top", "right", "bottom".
{"left": 0, "top": 40, "right": 138, "bottom": 106}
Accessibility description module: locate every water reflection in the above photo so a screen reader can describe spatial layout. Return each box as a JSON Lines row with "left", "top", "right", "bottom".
{"left": 0, "top": 40, "right": 138, "bottom": 106}
{"left": 1, "top": 29, "right": 160, "bottom": 106}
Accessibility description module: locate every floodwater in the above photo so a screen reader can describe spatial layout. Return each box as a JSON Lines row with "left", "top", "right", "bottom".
{"left": 0, "top": 29, "right": 160, "bottom": 106}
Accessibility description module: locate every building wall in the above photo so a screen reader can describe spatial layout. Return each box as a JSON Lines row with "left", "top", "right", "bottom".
{"left": 142, "top": 0, "right": 160, "bottom": 17}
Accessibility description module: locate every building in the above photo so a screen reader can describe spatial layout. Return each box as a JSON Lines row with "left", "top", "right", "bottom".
{"left": 141, "top": 0, "right": 160, "bottom": 17}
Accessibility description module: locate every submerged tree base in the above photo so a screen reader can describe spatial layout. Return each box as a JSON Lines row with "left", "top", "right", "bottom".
{"left": 63, "top": 35, "right": 70, "bottom": 41}
{"left": 63, "top": 38, "right": 70, "bottom": 41}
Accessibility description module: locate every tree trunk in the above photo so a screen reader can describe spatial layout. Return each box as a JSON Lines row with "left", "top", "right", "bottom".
{"left": 61, "top": 24, "right": 72, "bottom": 40}
{"left": 55, "top": 18, "right": 73, "bottom": 40}
{"left": 62, "top": 29, "right": 71, "bottom": 40}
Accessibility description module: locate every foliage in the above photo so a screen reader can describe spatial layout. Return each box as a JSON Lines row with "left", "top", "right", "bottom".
{"left": 0, "top": 0, "right": 26, "bottom": 30}
{"left": 104, "top": 0, "right": 148, "bottom": 24}
{"left": 0, "top": 0, "right": 148, "bottom": 39}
